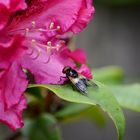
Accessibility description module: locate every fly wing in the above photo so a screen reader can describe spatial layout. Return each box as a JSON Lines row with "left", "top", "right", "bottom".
{"left": 75, "top": 79, "right": 88, "bottom": 94}
{"left": 86, "top": 79, "right": 98, "bottom": 89}
{"left": 69, "top": 77, "right": 88, "bottom": 95}
{"left": 78, "top": 74, "right": 98, "bottom": 89}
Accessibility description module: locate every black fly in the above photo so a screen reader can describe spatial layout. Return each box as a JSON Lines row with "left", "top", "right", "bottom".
{"left": 62, "top": 66, "right": 98, "bottom": 95}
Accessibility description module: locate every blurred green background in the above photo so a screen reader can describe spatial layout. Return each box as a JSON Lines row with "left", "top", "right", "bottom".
{"left": 74, "top": 0, "right": 140, "bottom": 140}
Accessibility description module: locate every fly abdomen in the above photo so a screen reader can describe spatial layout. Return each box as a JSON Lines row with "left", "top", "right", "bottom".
{"left": 75, "top": 80, "right": 88, "bottom": 94}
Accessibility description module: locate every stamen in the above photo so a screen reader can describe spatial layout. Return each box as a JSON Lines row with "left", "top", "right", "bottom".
{"left": 31, "top": 39, "right": 36, "bottom": 47}
{"left": 56, "top": 26, "right": 61, "bottom": 31}
{"left": 32, "top": 21, "right": 36, "bottom": 28}
{"left": 25, "top": 28, "right": 29, "bottom": 35}
{"left": 56, "top": 44, "right": 60, "bottom": 51}
{"left": 26, "top": 48, "right": 34, "bottom": 55}
{"left": 46, "top": 46, "right": 51, "bottom": 54}
{"left": 43, "top": 54, "right": 51, "bottom": 64}
{"left": 32, "top": 49, "right": 41, "bottom": 60}
{"left": 9, "top": 28, "right": 25, "bottom": 34}
{"left": 36, "top": 27, "right": 60, "bottom": 33}
{"left": 50, "top": 22, "right": 54, "bottom": 29}
{"left": 37, "top": 28, "right": 46, "bottom": 32}
{"left": 47, "top": 41, "right": 52, "bottom": 46}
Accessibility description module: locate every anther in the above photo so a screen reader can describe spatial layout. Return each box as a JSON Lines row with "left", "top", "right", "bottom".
{"left": 47, "top": 41, "right": 52, "bottom": 46}
{"left": 56, "top": 26, "right": 61, "bottom": 31}
{"left": 50, "top": 22, "right": 54, "bottom": 29}
{"left": 25, "top": 28, "right": 29, "bottom": 32}
{"left": 31, "top": 39, "right": 36, "bottom": 46}
{"left": 56, "top": 44, "right": 60, "bottom": 51}
{"left": 32, "top": 21, "right": 36, "bottom": 28}
{"left": 25, "top": 28, "right": 29, "bottom": 35}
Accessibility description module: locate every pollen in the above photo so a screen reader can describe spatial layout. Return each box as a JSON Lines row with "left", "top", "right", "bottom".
{"left": 32, "top": 21, "right": 36, "bottom": 28}
{"left": 25, "top": 28, "right": 29, "bottom": 32}
{"left": 47, "top": 46, "right": 51, "bottom": 54}
{"left": 47, "top": 41, "right": 52, "bottom": 46}
{"left": 25, "top": 28, "right": 29, "bottom": 35}
{"left": 56, "top": 44, "right": 60, "bottom": 51}
{"left": 56, "top": 26, "right": 61, "bottom": 31}
{"left": 50, "top": 22, "right": 54, "bottom": 29}
{"left": 31, "top": 39, "right": 36, "bottom": 46}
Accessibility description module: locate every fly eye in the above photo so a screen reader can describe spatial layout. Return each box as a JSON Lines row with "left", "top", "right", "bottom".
{"left": 62, "top": 68, "right": 66, "bottom": 73}
{"left": 62, "top": 66, "right": 71, "bottom": 73}
{"left": 62, "top": 67, "right": 67, "bottom": 73}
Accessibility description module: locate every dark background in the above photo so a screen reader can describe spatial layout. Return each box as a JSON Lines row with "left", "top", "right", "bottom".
{"left": 62, "top": 1, "right": 140, "bottom": 140}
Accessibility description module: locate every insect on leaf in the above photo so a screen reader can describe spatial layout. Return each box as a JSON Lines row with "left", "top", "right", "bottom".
{"left": 29, "top": 80, "right": 125, "bottom": 140}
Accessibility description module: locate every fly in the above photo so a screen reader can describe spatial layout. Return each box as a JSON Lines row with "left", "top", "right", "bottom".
{"left": 62, "top": 66, "right": 98, "bottom": 95}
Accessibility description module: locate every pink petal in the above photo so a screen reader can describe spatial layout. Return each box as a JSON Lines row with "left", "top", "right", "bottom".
{"left": 0, "top": 4, "right": 9, "bottom": 30}
{"left": 0, "top": 62, "right": 28, "bottom": 130}
{"left": 0, "top": 35, "right": 27, "bottom": 65}
{"left": 21, "top": 46, "right": 76, "bottom": 84}
{"left": 0, "top": 96, "right": 26, "bottom": 131}
{"left": 78, "top": 64, "right": 93, "bottom": 79}
{"left": 0, "top": 62, "right": 28, "bottom": 109}
{"left": 10, "top": 0, "right": 27, "bottom": 12}
{"left": 65, "top": 48, "right": 87, "bottom": 64}
{"left": 70, "top": 0, "right": 95, "bottom": 34}
{"left": 0, "top": 0, "right": 27, "bottom": 11}
{"left": 9, "top": 0, "right": 94, "bottom": 38}
{"left": 44, "top": 0, "right": 94, "bottom": 34}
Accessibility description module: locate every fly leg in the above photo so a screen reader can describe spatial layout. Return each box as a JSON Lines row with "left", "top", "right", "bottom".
{"left": 71, "top": 84, "right": 76, "bottom": 91}
{"left": 81, "top": 78, "right": 88, "bottom": 86}
{"left": 58, "top": 76, "right": 67, "bottom": 83}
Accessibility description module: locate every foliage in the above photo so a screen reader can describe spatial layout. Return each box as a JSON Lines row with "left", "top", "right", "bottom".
{"left": 24, "top": 66, "right": 140, "bottom": 140}
{"left": 2, "top": 66, "right": 140, "bottom": 140}
{"left": 29, "top": 80, "right": 125, "bottom": 140}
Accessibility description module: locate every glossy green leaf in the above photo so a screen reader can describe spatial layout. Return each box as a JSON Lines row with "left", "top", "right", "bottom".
{"left": 55, "top": 103, "right": 106, "bottom": 126}
{"left": 55, "top": 66, "right": 124, "bottom": 126}
{"left": 22, "top": 114, "right": 61, "bottom": 140}
{"left": 56, "top": 103, "right": 90, "bottom": 118}
{"left": 29, "top": 81, "right": 125, "bottom": 140}
{"left": 111, "top": 84, "right": 140, "bottom": 112}
{"left": 94, "top": 66, "right": 124, "bottom": 84}
{"left": 26, "top": 87, "right": 43, "bottom": 100}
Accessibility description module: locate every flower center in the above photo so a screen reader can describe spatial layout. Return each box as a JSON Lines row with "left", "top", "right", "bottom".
{"left": 9, "top": 20, "right": 64, "bottom": 62}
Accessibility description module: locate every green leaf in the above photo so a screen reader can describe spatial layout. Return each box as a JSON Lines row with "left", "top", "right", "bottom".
{"left": 26, "top": 87, "right": 43, "bottom": 100}
{"left": 111, "top": 84, "right": 140, "bottom": 112}
{"left": 29, "top": 81, "right": 125, "bottom": 140}
{"left": 55, "top": 103, "right": 90, "bottom": 118}
{"left": 55, "top": 103, "right": 106, "bottom": 126}
{"left": 94, "top": 66, "right": 124, "bottom": 84}
{"left": 22, "top": 114, "right": 61, "bottom": 140}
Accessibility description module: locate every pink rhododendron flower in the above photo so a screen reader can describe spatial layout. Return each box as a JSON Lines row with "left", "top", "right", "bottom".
{"left": 65, "top": 48, "right": 87, "bottom": 64}
{"left": 78, "top": 64, "right": 93, "bottom": 79}
{"left": 0, "top": 0, "right": 27, "bottom": 30}
{"left": 0, "top": 35, "right": 28, "bottom": 130}
{"left": 0, "top": 0, "right": 27, "bottom": 12}
{"left": 0, "top": 63, "right": 27, "bottom": 130}
{"left": 0, "top": 0, "right": 94, "bottom": 130}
